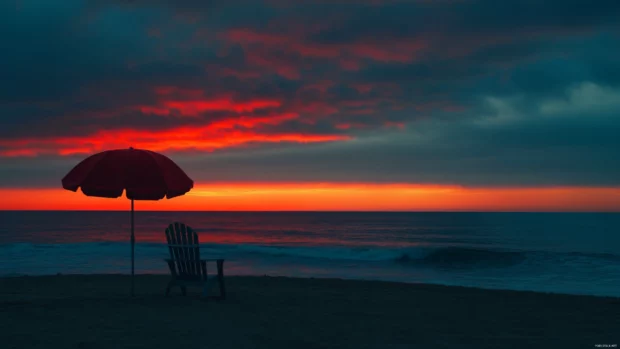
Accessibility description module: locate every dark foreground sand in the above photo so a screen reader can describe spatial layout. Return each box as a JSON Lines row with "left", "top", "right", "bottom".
{"left": 0, "top": 275, "right": 619, "bottom": 349}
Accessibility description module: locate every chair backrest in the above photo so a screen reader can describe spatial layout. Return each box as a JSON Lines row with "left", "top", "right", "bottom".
{"left": 165, "top": 222, "right": 203, "bottom": 279}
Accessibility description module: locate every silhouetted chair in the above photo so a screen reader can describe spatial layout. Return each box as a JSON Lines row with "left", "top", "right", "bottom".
{"left": 164, "top": 222, "right": 225, "bottom": 299}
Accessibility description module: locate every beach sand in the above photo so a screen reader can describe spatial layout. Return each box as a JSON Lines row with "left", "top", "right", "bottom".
{"left": 0, "top": 275, "right": 618, "bottom": 349}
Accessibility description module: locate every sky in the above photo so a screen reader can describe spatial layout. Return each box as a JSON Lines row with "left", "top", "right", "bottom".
{"left": 1, "top": 0, "right": 620, "bottom": 211}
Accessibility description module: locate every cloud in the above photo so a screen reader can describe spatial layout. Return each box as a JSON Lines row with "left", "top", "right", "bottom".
{"left": 166, "top": 82, "right": 620, "bottom": 186}
{"left": 0, "top": 0, "right": 619, "bottom": 187}
{"left": 540, "top": 82, "right": 620, "bottom": 115}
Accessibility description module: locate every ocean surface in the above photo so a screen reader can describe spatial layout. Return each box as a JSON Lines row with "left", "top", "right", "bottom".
{"left": 1, "top": 211, "right": 619, "bottom": 297}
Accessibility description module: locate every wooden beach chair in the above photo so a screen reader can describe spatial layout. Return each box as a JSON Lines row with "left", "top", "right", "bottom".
{"left": 164, "top": 222, "right": 226, "bottom": 299}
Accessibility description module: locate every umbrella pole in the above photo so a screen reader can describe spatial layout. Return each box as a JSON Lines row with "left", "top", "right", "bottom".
{"left": 131, "top": 198, "right": 135, "bottom": 297}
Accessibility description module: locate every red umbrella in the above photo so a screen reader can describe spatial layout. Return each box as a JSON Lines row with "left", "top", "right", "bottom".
{"left": 62, "top": 147, "right": 193, "bottom": 295}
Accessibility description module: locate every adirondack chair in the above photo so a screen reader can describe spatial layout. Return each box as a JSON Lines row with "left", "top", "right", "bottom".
{"left": 164, "top": 222, "right": 225, "bottom": 299}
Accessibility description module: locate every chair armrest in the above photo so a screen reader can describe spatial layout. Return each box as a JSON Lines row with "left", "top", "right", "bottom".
{"left": 203, "top": 258, "right": 225, "bottom": 262}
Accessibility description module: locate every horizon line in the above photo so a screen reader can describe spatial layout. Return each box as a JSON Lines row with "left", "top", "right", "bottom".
{"left": 1, "top": 209, "right": 618, "bottom": 213}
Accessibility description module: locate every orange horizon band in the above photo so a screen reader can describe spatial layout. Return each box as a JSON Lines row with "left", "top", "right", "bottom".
{"left": 1, "top": 183, "right": 619, "bottom": 211}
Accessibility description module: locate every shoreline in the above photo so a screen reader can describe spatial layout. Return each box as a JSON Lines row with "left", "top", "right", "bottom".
{"left": 1, "top": 275, "right": 619, "bottom": 348}
{"left": 2, "top": 272, "right": 618, "bottom": 300}
{"left": 1, "top": 273, "right": 619, "bottom": 300}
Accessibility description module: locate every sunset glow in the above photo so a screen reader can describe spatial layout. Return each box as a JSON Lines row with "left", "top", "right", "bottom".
{"left": 1, "top": 0, "right": 619, "bottom": 212}
{"left": 3, "top": 184, "right": 619, "bottom": 212}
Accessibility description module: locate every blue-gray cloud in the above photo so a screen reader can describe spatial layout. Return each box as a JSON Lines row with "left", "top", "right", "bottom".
{"left": 0, "top": 0, "right": 619, "bottom": 187}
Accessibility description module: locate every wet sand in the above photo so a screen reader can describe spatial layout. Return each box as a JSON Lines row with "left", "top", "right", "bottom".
{"left": 0, "top": 275, "right": 618, "bottom": 349}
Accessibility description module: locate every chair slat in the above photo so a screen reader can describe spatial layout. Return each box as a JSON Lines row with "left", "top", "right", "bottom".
{"left": 191, "top": 230, "right": 201, "bottom": 278}
{"left": 166, "top": 228, "right": 176, "bottom": 275}
{"left": 181, "top": 224, "right": 193, "bottom": 276}
{"left": 168, "top": 226, "right": 176, "bottom": 273}
{"left": 165, "top": 227, "right": 176, "bottom": 275}
{"left": 173, "top": 226, "right": 182, "bottom": 276}
{"left": 174, "top": 222, "right": 186, "bottom": 277}
{"left": 180, "top": 223, "right": 190, "bottom": 277}
{"left": 179, "top": 223, "right": 187, "bottom": 276}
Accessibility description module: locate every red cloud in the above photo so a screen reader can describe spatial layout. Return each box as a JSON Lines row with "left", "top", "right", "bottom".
{"left": 154, "top": 86, "right": 204, "bottom": 97}
{"left": 242, "top": 48, "right": 302, "bottom": 80}
{"left": 222, "top": 28, "right": 427, "bottom": 77}
{"left": 0, "top": 80, "right": 352, "bottom": 157}
{"left": 137, "top": 87, "right": 283, "bottom": 116}
{"left": 0, "top": 118, "right": 351, "bottom": 157}
{"left": 299, "top": 80, "right": 336, "bottom": 94}
{"left": 208, "top": 112, "right": 299, "bottom": 129}
{"left": 162, "top": 99, "right": 281, "bottom": 115}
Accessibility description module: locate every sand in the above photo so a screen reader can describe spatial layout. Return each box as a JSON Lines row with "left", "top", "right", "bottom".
{"left": 0, "top": 275, "right": 619, "bottom": 349}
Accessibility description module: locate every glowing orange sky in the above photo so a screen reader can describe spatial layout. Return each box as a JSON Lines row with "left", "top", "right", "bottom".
{"left": 2, "top": 183, "right": 619, "bottom": 211}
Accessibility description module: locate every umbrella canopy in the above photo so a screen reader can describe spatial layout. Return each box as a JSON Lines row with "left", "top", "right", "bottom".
{"left": 62, "top": 147, "right": 193, "bottom": 295}
{"left": 62, "top": 147, "right": 193, "bottom": 200}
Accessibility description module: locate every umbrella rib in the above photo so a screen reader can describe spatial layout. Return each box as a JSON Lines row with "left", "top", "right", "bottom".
{"left": 146, "top": 150, "right": 193, "bottom": 198}
{"left": 79, "top": 150, "right": 118, "bottom": 197}
{"left": 142, "top": 150, "right": 169, "bottom": 199}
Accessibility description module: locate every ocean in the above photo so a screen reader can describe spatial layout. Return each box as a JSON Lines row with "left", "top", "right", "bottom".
{"left": 1, "top": 211, "right": 619, "bottom": 297}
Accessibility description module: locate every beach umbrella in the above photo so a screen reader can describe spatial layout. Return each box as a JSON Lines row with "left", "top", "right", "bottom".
{"left": 61, "top": 147, "right": 194, "bottom": 296}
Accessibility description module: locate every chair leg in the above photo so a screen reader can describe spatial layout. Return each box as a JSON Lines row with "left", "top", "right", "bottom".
{"left": 217, "top": 260, "right": 226, "bottom": 300}
{"left": 165, "top": 282, "right": 173, "bottom": 297}
{"left": 181, "top": 286, "right": 187, "bottom": 296}
{"left": 202, "top": 280, "right": 209, "bottom": 298}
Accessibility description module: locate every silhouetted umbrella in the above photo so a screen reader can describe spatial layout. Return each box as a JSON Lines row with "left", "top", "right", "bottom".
{"left": 61, "top": 147, "right": 193, "bottom": 296}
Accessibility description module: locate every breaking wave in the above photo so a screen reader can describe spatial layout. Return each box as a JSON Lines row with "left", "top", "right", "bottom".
{"left": 2, "top": 242, "right": 619, "bottom": 270}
